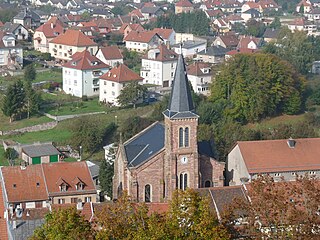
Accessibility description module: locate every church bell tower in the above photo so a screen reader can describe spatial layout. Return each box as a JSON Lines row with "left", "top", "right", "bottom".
{"left": 162, "top": 53, "right": 199, "bottom": 200}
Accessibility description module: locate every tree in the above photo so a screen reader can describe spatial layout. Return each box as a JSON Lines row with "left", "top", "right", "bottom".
{"left": 4, "top": 148, "right": 17, "bottom": 166}
{"left": 210, "top": 53, "right": 306, "bottom": 123}
{"left": 269, "top": 16, "right": 281, "bottom": 29}
{"left": 120, "top": 115, "right": 153, "bottom": 141}
{"left": 30, "top": 207, "right": 95, "bottom": 240}
{"left": 2, "top": 80, "right": 26, "bottom": 122}
{"left": 99, "top": 158, "right": 114, "bottom": 198}
{"left": 0, "top": 9, "right": 18, "bottom": 23}
{"left": 246, "top": 19, "right": 266, "bottom": 37}
{"left": 24, "top": 81, "right": 41, "bottom": 119}
{"left": 81, "top": 11, "right": 91, "bottom": 21}
{"left": 24, "top": 64, "right": 36, "bottom": 82}
{"left": 70, "top": 117, "right": 116, "bottom": 154}
{"left": 223, "top": 175, "right": 320, "bottom": 239}
{"left": 117, "top": 81, "right": 147, "bottom": 108}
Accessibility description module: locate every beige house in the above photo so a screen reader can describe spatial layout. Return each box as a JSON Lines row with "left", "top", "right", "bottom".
{"left": 49, "top": 29, "right": 98, "bottom": 62}
{"left": 124, "top": 31, "right": 163, "bottom": 53}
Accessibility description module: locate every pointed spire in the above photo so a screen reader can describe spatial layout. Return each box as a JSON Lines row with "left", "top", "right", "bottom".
{"left": 163, "top": 53, "right": 198, "bottom": 119}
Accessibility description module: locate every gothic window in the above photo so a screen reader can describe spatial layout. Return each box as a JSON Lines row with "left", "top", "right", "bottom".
{"left": 145, "top": 184, "right": 151, "bottom": 202}
{"left": 184, "top": 127, "right": 189, "bottom": 147}
{"left": 179, "top": 173, "right": 188, "bottom": 190}
{"left": 179, "top": 127, "right": 183, "bottom": 147}
{"left": 204, "top": 180, "right": 211, "bottom": 187}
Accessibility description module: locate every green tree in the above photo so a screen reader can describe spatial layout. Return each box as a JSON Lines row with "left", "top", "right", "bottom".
{"left": 2, "top": 80, "right": 26, "bottom": 122}
{"left": 99, "top": 158, "right": 114, "bottom": 198}
{"left": 117, "top": 81, "right": 147, "bottom": 108}
{"left": 269, "top": 16, "right": 281, "bottom": 29}
{"left": 30, "top": 207, "right": 94, "bottom": 240}
{"left": 120, "top": 116, "right": 152, "bottom": 141}
{"left": 246, "top": 19, "right": 266, "bottom": 37}
{"left": 24, "top": 81, "right": 41, "bottom": 119}
{"left": 81, "top": 11, "right": 91, "bottom": 21}
{"left": 4, "top": 148, "right": 17, "bottom": 166}
{"left": 0, "top": 9, "right": 18, "bottom": 22}
{"left": 24, "top": 64, "right": 36, "bottom": 82}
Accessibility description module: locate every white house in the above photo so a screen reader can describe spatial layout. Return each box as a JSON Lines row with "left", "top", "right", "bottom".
{"left": 49, "top": 29, "right": 98, "bottom": 62}
{"left": 95, "top": 46, "right": 123, "bottom": 67}
{"left": 152, "top": 28, "right": 176, "bottom": 46}
{"left": 124, "top": 30, "right": 163, "bottom": 52}
{"left": 99, "top": 64, "right": 143, "bottom": 105}
{"left": 62, "top": 50, "right": 110, "bottom": 98}
{"left": 0, "top": 31, "right": 23, "bottom": 69}
{"left": 0, "top": 23, "right": 29, "bottom": 41}
{"left": 172, "top": 41, "right": 207, "bottom": 57}
{"left": 227, "top": 138, "right": 320, "bottom": 186}
{"left": 187, "top": 62, "right": 212, "bottom": 95}
{"left": 140, "top": 45, "right": 178, "bottom": 87}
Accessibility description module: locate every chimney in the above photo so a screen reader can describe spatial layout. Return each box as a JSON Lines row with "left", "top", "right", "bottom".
{"left": 287, "top": 137, "right": 296, "bottom": 148}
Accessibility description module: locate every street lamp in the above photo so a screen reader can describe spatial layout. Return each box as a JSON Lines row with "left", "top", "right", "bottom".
{"left": 79, "top": 146, "right": 82, "bottom": 161}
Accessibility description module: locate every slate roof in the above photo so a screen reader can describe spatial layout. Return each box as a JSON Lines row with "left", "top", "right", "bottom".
{"left": 22, "top": 144, "right": 60, "bottom": 158}
{"left": 124, "top": 122, "right": 165, "bottom": 167}
{"left": 236, "top": 138, "right": 320, "bottom": 173}
{"left": 1, "top": 22, "right": 24, "bottom": 33}
{"left": 172, "top": 41, "right": 206, "bottom": 50}
{"left": 263, "top": 28, "right": 280, "bottom": 39}
{"left": 141, "top": 6, "right": 163, "bottom": 14}
{"left": 163, "top": 53, "right": 198, "bottom": 119}
{"left": 197, "top": 46, "right": 228, "bottom": 56}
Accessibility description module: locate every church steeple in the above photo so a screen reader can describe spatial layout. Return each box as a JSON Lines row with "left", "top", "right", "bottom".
{"left": 163, "top": 54, "right": 198, "bottom": 119}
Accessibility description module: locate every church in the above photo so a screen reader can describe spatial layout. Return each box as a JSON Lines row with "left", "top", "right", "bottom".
{"left": 113, "top": 53, "right": 225, "bottom": 202}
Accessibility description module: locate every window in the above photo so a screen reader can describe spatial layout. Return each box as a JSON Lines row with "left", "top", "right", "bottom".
{"left": 36, "top": 182, "right": 40, "bottom": 187}
{"left": 85, "top": 197, "right": 92, "bottom": 202}
{"left": 58, "top": 198, "right": 65, "bottom": 204}
{"left": 74, "top": 80, "right": 77, "bottom": 86}
{"left": 274, "top": 173, "right": 281, "bottom": 177}
{"left": 104, "top": 81, "right": 107, "bottom": 85}
{"left": 179, "top": 173, "right": 188, "bottom": 190}
{"left": 112, "top": 83, "right": 115, "bottom": 87}
{"left": 71, "top": 198, "right": 78, "bottom": 203}
{"left": 112, "top": 91, "right": 115, "bottom": 96}
{"left": 310, "top": 171, "right": 316, "bottom": 175}
{"left": 145, "top": 184, "right": 151, "bottom": 202}
{"left": 184, "top": 127, "right": 189, "bottom": 147}
{"left": 179, "top": 127, "right": 183, "bottom": 147}
{"left": 60, "top": 184, "right": 67, "bottom": 192}
{"left": 204, "top": 180, "right": 211, "bottom": 187}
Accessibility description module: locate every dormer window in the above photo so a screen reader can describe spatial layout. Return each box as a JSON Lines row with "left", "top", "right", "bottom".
{"left": 60, "top": 183, "right": 67, "bottom": 192}
{"left": 72, "top": 61, "right": 76, "bottom": 66}
{"left": 76, "top": 182, "right": 84, "bottom": 190}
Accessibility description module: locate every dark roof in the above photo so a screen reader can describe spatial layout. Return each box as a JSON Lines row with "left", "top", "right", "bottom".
{"left": 243, "top": 8, "right": 261, "bottom": 15}
{"left": 163, "top": 54, "right": 198, "bottom": 119}
{"left": 124, "top": 122, "right": 165, "bottom": 167}
{"left": 22, "top": 144, "right": 60, "bottom": 157}
{"left": 263, "top": 28, "right": 280, "bottom": 39}
{"left": 141, "top": 6, "right": 163, "bottom": 14}
{"left": 198, "top": 141, "right": 215, "bottom": 158}
{"left": 197, "top": 45, "right": 228, "bottom": 56}
{"left": 173, "top": 41, "right": 206, "bottom": 50}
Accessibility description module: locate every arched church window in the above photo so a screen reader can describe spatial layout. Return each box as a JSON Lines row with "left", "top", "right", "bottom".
{"left": 117, "top": 182, "right": 123, "bottom": 198}
{"left": 179, "top": 127, "right": 183, "bottom": 147}
{"left": 145, "top": 184, "right": 151, "bottom": 202}
{"left": 184, "top": 127, "right": 189, "bottom": 147}
{"left": 179, "top": 173, "right": 188, "bottom": 190}
{"left": 205, "top": 180, "right": 211, "bottom": 188}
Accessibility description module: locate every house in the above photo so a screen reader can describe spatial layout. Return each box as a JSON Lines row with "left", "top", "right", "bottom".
{"left": 175, "top": 0, "right": 194, "bottom": 14}
{"left": 195, "top": 45, "right": 228, "bottom": 64}
{"left": 72, "top": 21, "right": 100, "bottom": 40}
{"left": 258, "top": 0, "right": 280, "bottom": 13}
{"left": 113, "top": 53, "right": 225, "bottom": 202}
{"left": 141, "top": 6, "right": 164, "bottom": 20}
{"left": 140, "top": 45, "right": 178, "bottom": 87}
{"left": 49, "top": 29, "right": 98, "bottom": 62}
{"left": 13, "top": 8, "right": 41, "bottom": 30}
{"left": 287, "top": 18, "right": 317, "bottom": 35}
{"left": 95, "top": 45, "right": 123, "bottom": 67}
{"left": 62, "top": 50, "right": 109, "bottom": 97}
{"left": 119, "top": 23, "right": 144, "bottom": 39}
{"left": 263, "top": 28, "right": 280, "bottom": 42}
{"left": 306, "top": 8, "right": 320, "bottom": 21}
{"left": 172, "top": 41, "right": 207, "bottom": 57}
{"left": 0, "top": 31, "right": 23, "bottom": 69}
{"left": 21, "top": 143, "right": 61, "bottom": 165}
{"left": 213, "top": 18, "right": 230, "bottom": 33}
{"left": 296, "top": 0, "right": 313, "bottom": 13}
{"left": 205, "top": 9, "right": 223, "bottom": 21}
{"left": 0, "top": 161, "right": 97, "bottom": 208}
{"left": 237, "top": 36, "right": 263, "bottom": 50}
{"left": 33, "top": 17, "right": 65, "bottom": 53}
{"left": 92, "top": 18, "right": 113, "bottom": 36}
{"left": 0, "top": 22, "right": 29, "bottom": 41}
{"left": 187, "top": 62, "right": 212, "bottom": 95}
{"left": 124, "top": 30, "right": 163, "bottom": 52}
{"left": 92, "top": 8, "right": 114, "bottom": 19}
{"left": 227, "top": 138, "right": 320, "bottom": 186}
{"left": 213, "top": 34, "right": 239, "bottom": 50}
{"left": 152, "top": 28, "right": 176, "bottom": 46}
{"left": 99, "top": 64, "right": 143, "bottom": 105}
{"left": 241, "top": 8, "right": 262, "bottom": 22}
{"left": 225, "top": 48, "right": 259, "bottom": 59}
{"left": 220, "top": 1, "right": 242, "bottom": 13}
{"left": 241, "top": 1, "right": 260, "bottom": 13}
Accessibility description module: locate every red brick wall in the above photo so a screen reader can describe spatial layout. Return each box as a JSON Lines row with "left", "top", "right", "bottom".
{"left": 200, "top": 155, "right": 225, "bottom": 187}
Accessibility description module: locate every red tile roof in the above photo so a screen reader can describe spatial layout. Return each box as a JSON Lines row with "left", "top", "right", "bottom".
{"left": 175, "top": 0, "right": 193, "bottom": 7}
{"left": 129, "top": 9, "right": 144, "bottom": 18}
{"left": 0, "top": 181, "right": 8, "bottom": 240}
{"left": 42, "top": 161, "right": 96, "bottom": 197}
{"left": 63, "top": 50, "right": 109, "bottom": 70}
{"left": 237, "top": 138, "right": 320, "bottom": 173}
{"left": 217, "top": 34, "right": 239, "bottom": 47}
{"left": 124, "top": 30, "right": 160, "bottom": 43}
{"left": 1, "top": 165, "right": 48, "bottom": 203}
{"left": 100, "top": 64, "right": 143, "bottom": 83}
{"left": 119, "top": 23, "right": 144, "bottom": 34}
{"left": 50, "top": 29, "right": 97, "bottom": 47}
{"left": 35, "top": 16, "right": 65, "bottom": 38}
{"left": 152, "top": 28, "right": 174, "bottom": 39}
{"left": 187, "top": 62, "right": 212, "bottom": 76}
{"left": 237, "top": 36, "right": 262, "bottom": 49}
{"left": 98, "top": 46, "right": 123, "bottom": 60}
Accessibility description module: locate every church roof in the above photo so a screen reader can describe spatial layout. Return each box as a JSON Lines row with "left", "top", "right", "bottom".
{"left": 124, "top": 122, "right": 165, "bottom": 167}
{"left": 163, "top": 53, "right": 198, "bottom": 119}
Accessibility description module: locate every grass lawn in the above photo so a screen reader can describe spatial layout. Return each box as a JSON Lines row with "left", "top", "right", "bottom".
{"left": 43, "top": 98, "right": 108, "bottom": 116}
{"left": 34, "top": 69, "right": 62, "bottom": 83}
{"left": 0, "top": 145, "right": 9, "bottom": 166}
{"left": 0, "top": 112, "right": 53, "bottom": 131}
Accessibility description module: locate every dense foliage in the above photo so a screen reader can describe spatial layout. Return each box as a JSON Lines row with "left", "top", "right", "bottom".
{"left": 120, "top": 115, "right": 152, "bottom": 141}
{"left": 210, "top": 53, "right": 306, "bottom": 123}
{"left": 223, "top": 175, "right": 320, "bottom": 239}
{"left": 155, "top": 11, "right": 210, "bottom": 36}
{"left": 24, "top": 64, "right": 37, "bottom": 82}
{"left": 99, "top": 158, "right": 114, "bottom": 198}
{"left": 263, "top": 28, "right": 320, "bottom": 74}
{"left": 117, "top": 81, "right": 147, "bottom": 108}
